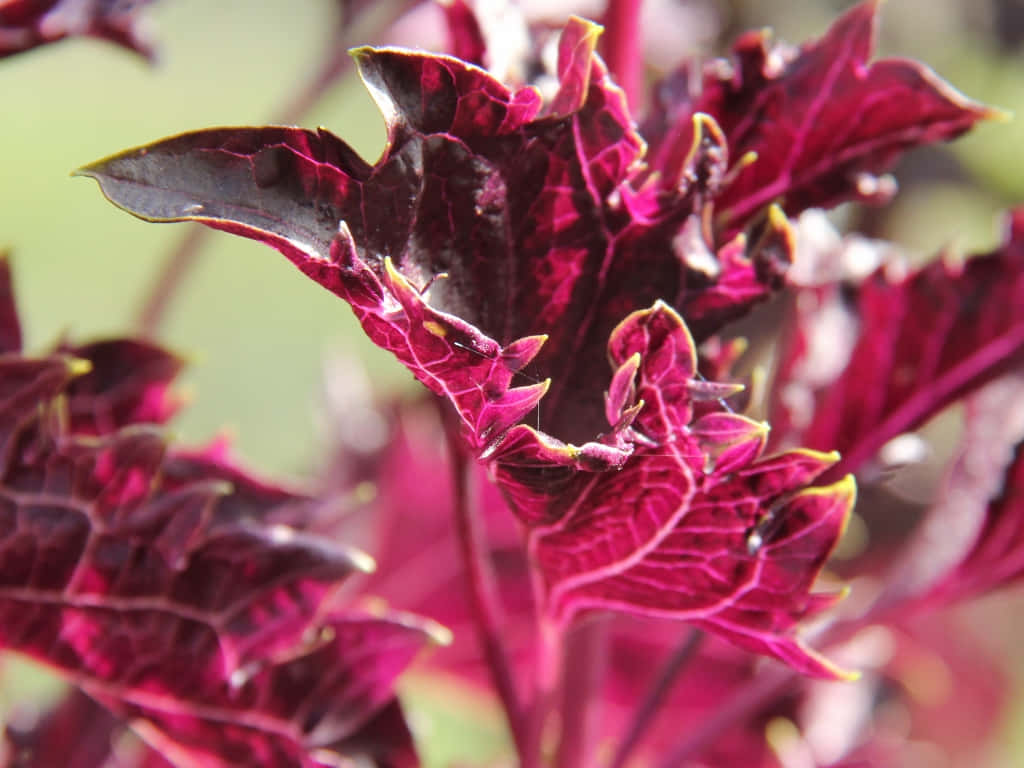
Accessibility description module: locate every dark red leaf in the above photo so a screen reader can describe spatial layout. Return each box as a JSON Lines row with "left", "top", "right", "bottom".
{"left": 57, "top": 339, "right": 185, "bottom": 436}
{"left": 0, "top": 349, "right": 440, "bottom": 766}
{"left": 77, "top": 9, "right": 1000, "bottom": 677}
{"left": 770, "top": 209, "right": 1024, "bottom": 484}
{"left": 75, "top": 17, "right": 793, "bottom": 462}
{"left": 643, "top": 0, "right": 994, "bottom": 235}
{"left": 3, "top": 687, "right": 177, "bottom": 767}
{"left": 326, "top": 698, "right": 419, "bottom": 768}
{"left": 0, "top": 0, "right": 155, "bottom": 60}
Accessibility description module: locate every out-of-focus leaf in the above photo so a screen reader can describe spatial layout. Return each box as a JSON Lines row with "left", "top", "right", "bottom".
{"left": 321, "top": 395, "right": 536, "bottom": 685}
{"left": 877, "top": 371, "right": 1024, "bottom": 608}
{"left": 439, "top": 0, "right": 485, "bottom": 67}
{"left": 56, "top": 339, "right": 184, "bottom": 435}
{"left": 0, "top": 328, "right": 440, "bottom": 767}
{"left": 801, "top": 615, "right": 1007, "bottom": 768}
{"left": 4, "top": 689, "right": 125, "bottom": 768}
{"left": 2, "top": 687, "right": 177, "bottom": 768}
{"left": 0, "top": 0, "right": 155, "bottom": 60}
{"left": 326, "top": 698, "right": 419, "bottom": 768}
{"left": 643, "top": 0, "right": 993, "bottom": 236}
{"left": 601, "top": 624, "right": 777, "bottom": 766}
{"left": 920, "top": 434, "right": 1024, "bottom": 605}
{"left": 771, "top": 209, "right": 1024, "bottom": 484}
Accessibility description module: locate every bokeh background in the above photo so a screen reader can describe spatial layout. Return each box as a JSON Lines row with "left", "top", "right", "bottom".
{"left": 4, "top": 1, "right": 1024, "bottom": 765}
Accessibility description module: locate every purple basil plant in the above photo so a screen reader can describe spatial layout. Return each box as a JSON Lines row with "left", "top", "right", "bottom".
{"left": 3, "top": 0, "right": 1024, "bottom": 766}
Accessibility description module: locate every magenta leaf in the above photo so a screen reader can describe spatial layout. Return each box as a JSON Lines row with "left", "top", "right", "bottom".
{"left": 0, "top": 350, "right": 441, "bottom": 766}
{"left": 601, "top": 626, "right": 776, "bottom": 767}
{"left": 439, "top": 0, "right": 486, "bottom": 68}
{"left": 643, "top": 0, "right": 993, "bottom": 235}
{"left": 771, "top": 209, "right": 1024, "bottom": 484}
{"left": 319, "top": 394, "right": 536, "bottom": 686}
{"left": 0, "top": 0, "right": 155, "bottom": 60}
{"left": 512, "top": 301, "right": 855, "bottom": 679}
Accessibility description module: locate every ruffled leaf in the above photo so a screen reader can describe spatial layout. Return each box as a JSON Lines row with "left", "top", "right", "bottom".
{"left": 643, "top": 0, "right": 994, "bottom": 235}
{"left": 77, "top": 9, "right": 1000, "bottom": 679}
{"left": 76, "top": 18, "right": 799, "bottom": 461}
{"left": 511, "top": 302, "right": 855, "bottom": 678}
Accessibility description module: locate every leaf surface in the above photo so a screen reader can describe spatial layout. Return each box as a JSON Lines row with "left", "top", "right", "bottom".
{"left": 515, "top": 302, "right": 854, "bottom": 678}
{"left": 643, "top": 0, "right": 993, "bottom": 235}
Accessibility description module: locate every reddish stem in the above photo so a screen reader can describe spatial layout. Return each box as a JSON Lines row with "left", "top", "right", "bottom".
{"left": 523, "top": 615, "right": 563, "bottom": 768}
{"left": 136, "top": 225, "right": 208, "bottom": 338}
{"left": 555, "top": 616, "right": 609, "bottom": 768}
{"left": 610, "top": 629, "right": 703, "bottom": 768}
{"left": 601, "top": 0, "right": 645, "bottom": 114}
{"left": 444, "top": 421, "right": 529, "bottom": 758}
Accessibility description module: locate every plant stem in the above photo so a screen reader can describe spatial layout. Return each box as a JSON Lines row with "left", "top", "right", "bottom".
{"left": 602, "top": 0, "right": 645, "bottom": 113}
{"left": 444, "top": 423, "right": 529, "bottom": 758}
{"left": 555, "top": 616, "right": 609, "bottom": 768}
{"left": 135, "top": 0, "right": 410, "bottom": 338}
{"left": 137, "top": 225, "right": 209, "bottom": 338}
{"left": 523, "top": 615, "right": 563, "bottom": 768}
{"left": 610, "top": 629, "right": 703, "bottom": 768}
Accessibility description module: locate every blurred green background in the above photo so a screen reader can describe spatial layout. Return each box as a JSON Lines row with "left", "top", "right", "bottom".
{"left": 4, "top": 1, "right": 1024, "bottom": 765}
